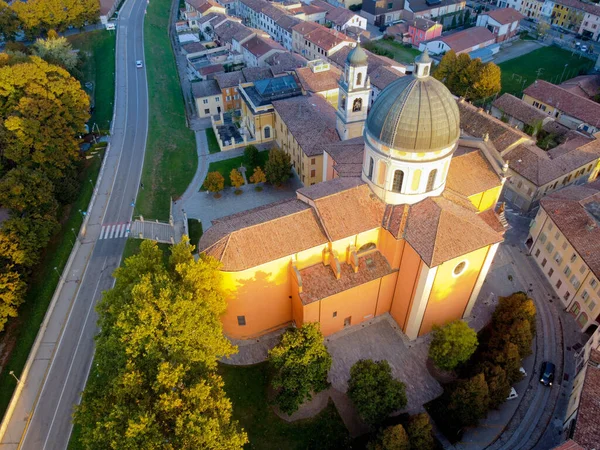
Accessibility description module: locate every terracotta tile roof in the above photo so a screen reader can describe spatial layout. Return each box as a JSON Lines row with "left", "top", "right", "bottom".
{"left": 483, "top": 8, "right": 525, "bottom": 24}
{"left": 241, "top": 66, "right": 273, "bottom": 82}
{"left": 439, "top": 27, "right": 495, "bottom": 54}
{"left": 295, "top": 65, "right": 342, "bottom": 93}
{"left": 542, "top": 120, "right": 570, "bottom": 137}
{"left": 478, "top": 208, "right": 506, "bottom": 233}
{"left": 457, "top": 99, "right": 532, "bottom": 153}
{"left": 272, "top": 95, "right": 339, "bottom": 157}
{"left": 181, "top": 42, "right": 207, "bottom": 54}
{"left": 198, "top": 64, "right": 225, "bottom": 77}
{"left": 492, "top": 93, "right": 548, "bottom": 126}
{"left": 524, "top": 80, "right": 600, "bottom": 126}
{"left": 214, "top": 20, "right": 253, "bottom": 44}
{"left": 199, "top": 199, "right": 328, "bottom": 271}
{"left": 321, "top": 137, "right": 365, "bottom": 178}
{"left": 265, "top": 52, "right": 307, "bottom": 75}
{"left": 192, "top": 79, "right": 221, "bottom": 98}
{"left": 506, "top": 135, "right": 600, "bottom": 186}
{"left": 328, "top": 45, "right": 406, "bottom": 75}
{"left": 408, "top": 0, "right": 464, "bottom": 12}
{"left": 242, "top": 35, "right": 285, "bottom": 57}
{"left": 197, "top": 12, "right": 225, "bottom": 25}
{"left": 214, "top": 70, "right": 246, "bottom": 89}
{"left": 298, "top": 180, "right": 386, "bottom": 241}
{"left": 311, "top": 0, "right": 335, "bottom": 11}
{"left": 292, "top": 22, "right": 354, "bottom": 51}
{"left": 369, "top": 65, "right": 403, "bottom": 90}
{"left": 447, "top": 146, "right": 502, "bottom": 197}
{"left": 572, "top": 363, "right": 600, "bottom": 449}
{"left": 540, "top": 184, "right": 600, "bottom": 278}
{"left": 552, "top": 440, "right": 586, "bottom": 450}
{"left": 384, "top": 193, "right": 504, "bottom": 267}
{"left": 325, "top": 7, "right": 357, "bottom": 26}
{"left": 409, "top": 16, "right": 438, "bottom": 31}
{"left": 275, "top": 14, "right": 302, "bottom": 33}
{"left": 187, "top": 0, "right": 224, "bottom": 13}
{"left": 560, "top": 74, "right": 600, "bottom": 100}
{"left": 298, "top": 250, "right": 393, "bottom": 304}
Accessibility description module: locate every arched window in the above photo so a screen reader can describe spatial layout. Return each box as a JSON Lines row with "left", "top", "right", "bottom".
{"left": 427, "top": 169, "right": 437, "bottom": 191}
{"left": 356, "top": 72, "right": 363, "bottom": 86}
{"left": 264, "top": 126, "right": 270, "bottom": 139}
{"left": 453, "top": 261, "right": 468, "bottom": 277}
{"left": 391, "top": 170, "right": 404, "bottom": 193}
{"left": 353, "top": 98, "right": 362, "bottom": 112}
{"left": 358, "top": 242, "right": 376, "bottom": 253}
{"left": 368, "top": 157, "right": 374, "bottom": 179}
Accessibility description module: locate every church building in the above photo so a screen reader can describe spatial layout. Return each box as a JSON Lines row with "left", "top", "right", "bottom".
{"left": 199, "top": 49, "right": 507, "bottom": 341}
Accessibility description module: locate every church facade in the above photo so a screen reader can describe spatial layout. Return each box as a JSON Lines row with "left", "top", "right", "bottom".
{"left": 199, "top": 49, "right": 507, "bottom": 341}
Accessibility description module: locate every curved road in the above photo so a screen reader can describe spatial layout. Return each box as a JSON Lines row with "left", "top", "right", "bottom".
{"left": 0, "top": 0, "right": 149, "bottom": 447}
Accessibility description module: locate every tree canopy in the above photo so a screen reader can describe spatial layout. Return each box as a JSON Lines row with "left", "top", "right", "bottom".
{"left": 347, "top": 359, "right": 407, "bottom": 425}
{"left": 12, "top": 0, "right": 99, "bottom": 36}
{"left": 268, "top": 323, "right": 332, "bottom": 415}
{"left": 74, "top": 240, "right": 247, "bottom": 449}
{"left": 264, "top": 148, "right": 291, "bottom": 186}
{"left": 446, "top": 373, "right": 489, "bottom": 427}
{"left": 429, "top": 320, "right": 478, "bottom": 371}
{"left": 204, "top": 171, "right": 225, "bottom": 194}
{"left": 32, "top": 33, "right": 79, "bottom": 72}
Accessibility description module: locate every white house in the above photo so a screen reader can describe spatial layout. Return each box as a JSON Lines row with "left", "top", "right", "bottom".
{"left": 476, "top": 8, "right": 524, "bottom": 42}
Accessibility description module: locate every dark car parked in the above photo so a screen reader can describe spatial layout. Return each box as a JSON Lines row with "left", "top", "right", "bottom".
{"left": 540, "top": 361, "right": 555, "bottom": 386}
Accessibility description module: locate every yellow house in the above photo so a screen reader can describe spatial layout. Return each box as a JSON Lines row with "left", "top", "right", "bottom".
{"left": 552, "top": 1, "right": 584, "bottom": 30}
{"left": 199, "top": 53, "right": 507, "bottom": 341}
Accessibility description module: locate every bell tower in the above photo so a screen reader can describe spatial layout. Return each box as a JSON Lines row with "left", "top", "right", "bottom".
{"left": 336, "top": 40, "right": 370, "bottom": 141}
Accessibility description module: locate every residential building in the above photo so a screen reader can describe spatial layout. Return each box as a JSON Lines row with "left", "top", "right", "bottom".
{"left": 273, "top": 94, "right": 339, "bottom": 185}
{"left": 295, "top": 60, "right": 342, "bottom": 106}
{"left": 292, "top": 21, "right": 355, "bottom": 61}
{"left": 241, "top": 35, "right": 286, "bottom": 66}
{"left": 239, "top": 74, "right": 302, "bottom": 143}
{"left": 216, "top": 0, "right": 236, "bottom": 13}
{"left": 242, "top": 66, "right": 274, "bottom": 82}
{"left": 198, "top": 53, "right": 506, "bottom": 342}
{"left": 214, "top": 71, "right": 246, "bottom": 111}
{"left": 386, "top": 15, "right": 443, "bottom": 46}
{"left": 550, "top": 0, "right": 600, "bottom": 31}
{"left": 497, "top": 0, "right": 523, "bottom": 11}
{"left": 563, "top": 326, "right": 600, "bottom": 445}
{"left": 237, "top": 0, "right": 301, "bottom": 51}
{"left": 404, "top": 0, "right": 466, "bottom": 20}
{"left": 369, "top": 65, "right": 404, "bottom": 106}
{"left": 212, "top": 19, "right": 254, "bottom": 49}
{"left": 193, "top": 79, "right": 224, "bottom": 117}
{"left": 185, "top": 0, "right": 226, "bottom": 23}
{"left": 476, "top": 8, "right": 524, "bottom": 42}
{"left": 525, "top": 182, "right": 600, "bottom": 332}
{"left": 324, "top": 7, "right": 368, "bottom": 32}
{"left": 521, "top": 0, "right": 544, "bottom": 20}
{"left": 491, "top": 93, "right": 553, "bottom": 133}
{"left": 360, "top": 0, "right": 405, "bottom": 26}
{"left": 287, "top": 3, "right": 328, "bottom": 23}
{"left": 523, "top": 80, "right": 600, "bottom": 134}
{"left": 579, "top": 10, "right": 600, "bottom": 40}
{"left": 265, "top": 51, "right": 308, "bottom": 75}
{"left": 100, "top": 0, "right": 118, "bottom": 24}
{"left": 420, "top": 27, "right": 496, "bottom": 55}
{"left": 560, "top": 74, "right": 600, "bottom": 99}
{"left": 458, "top": 99, "right": 600, "bottom": 212}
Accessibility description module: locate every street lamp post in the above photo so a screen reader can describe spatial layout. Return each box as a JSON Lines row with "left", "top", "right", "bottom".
{"left": 54, "top": 266, "right": 62, "bottom": 280}
{"left": 9, "top": 371, "right": 20, "bottom": 384}
{"left": 561, "top": 63, "right": 569, "bottom": 83}
{"left": 71, "top": 227, "right": 78, "bottom": 241}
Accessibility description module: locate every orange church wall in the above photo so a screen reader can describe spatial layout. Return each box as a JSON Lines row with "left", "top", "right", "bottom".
{"left": 324, "top": 152, "right": 336, "bottom": 181}
{"left": 318, "top": 277, "right": 382, "bottom": 336}
{"left": 389, "top": 243, "right": 422, "bottom": 332}
{"left": 418, "top": 245, "right": 490, "bottom": 336}
{"left": 303, "top": 300, "right": 320, "bottom": 324}
{"left": 330, "top": 228, "right": 381, "bottom": 258}
{"left": 378, "top": 229, "right": 405, "bottom": 269}
{"left": 295, "top": 244, "right": 328, "bottom": 270}
{"left": 291, "top": 274, "right": 304, "bottom": 326}
{"left": 376, "top": 272, "right": 397, "bottom": 316}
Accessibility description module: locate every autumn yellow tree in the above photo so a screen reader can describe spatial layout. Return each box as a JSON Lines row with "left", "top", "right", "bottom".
{"left": 204, "top": 171, "right": 225, "bottom": 197}
{"left": 250, "top": 166, "right": 266, "bottom": 184}
{"left": 229, "top": 168, "right": 245, "bottom": 193}
{"left": 12, "top": 0, "right": 100, "bottom": 35}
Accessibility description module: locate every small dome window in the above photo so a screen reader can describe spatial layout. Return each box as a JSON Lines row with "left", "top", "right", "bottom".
{"left": 453, "top": 261, "right": 468, "bottom": 277}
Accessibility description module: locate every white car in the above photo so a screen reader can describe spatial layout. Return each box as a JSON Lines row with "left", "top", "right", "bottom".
{"left": 507, "top": 387, "right": 518, "bottom": 401}
{"left": 136, "top": 60, "right": 143, "bottom": 68}
{"left": 581, "top": 45, "right": 588, "bottom": 53}
{"left": 520, "top": 367, "right": 527, "bottom": 377}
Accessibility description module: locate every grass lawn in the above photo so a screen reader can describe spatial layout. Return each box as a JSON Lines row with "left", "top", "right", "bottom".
{"left": 219, "top": 363, "right": 349, "bottom": 449}
{"left": 363, "top": 40, "right": 421, "bottom": 64}
{"left": 206, "top": 128, "right": 221, "bottom": 154}
{"left": 204, "top": 151, "right": 269, "bottom": 189}
{"left": 187, "top": 218, "right": 203, "bottom": 250}
{"left": 0, "top": 150, "right": 105, "bottom": 420}
{"left": 68, "top": 30, "right": 116, "bottom": 130}
{"left": 135, "top": 0, "right": 197, "bottom": 220}
{"left": 499, "top": 45, "right": 594, "bottom": 96}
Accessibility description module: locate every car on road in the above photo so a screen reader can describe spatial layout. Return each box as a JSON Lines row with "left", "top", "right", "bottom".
{"left": 540, "top": 361, "right": 555, "bottom": 386}
{"left": 581, "top": 45, "right": 588, "bottom": 53}
{"left": 507, "top": 387, "right": 518, "bottom": 400}
{"left": 136, "top": 60, "right": 143, "bottom": 68}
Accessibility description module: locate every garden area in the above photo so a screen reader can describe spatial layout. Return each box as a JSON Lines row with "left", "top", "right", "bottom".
{"left": 206, "top": 128, "right": 221, "bottom": 154}
{"left": 363, "top": 39, "right": 421, "bottom": 64}
{"left": 135, "top": 0, "right": 197, "bottom": 220}
{"left": 499, "top": 45, "right": 594, "bottom": 96}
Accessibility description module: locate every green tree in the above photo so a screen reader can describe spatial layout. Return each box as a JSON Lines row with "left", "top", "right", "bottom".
{"left": 0, "top": 215, "right": 58, "bottom": 268}
{"left": 249, "top": 166, "right": 266, "bottom": 184}
{"left": 268, "top": 323, "right": 332, "bottom": 415}
{"left": 464, "top": 8, "right": 471, "bottom": 26}
{"left": 407, "top": 413, "right": 435, "bottom": 450}
{"left": 382, "top": 424, "right": 410, "bottom": 450}
{"left": 477, "top": 362, "right": 510, "bottom": 409}
{"left": 429, "top": 320, "right": 478, "bottom": 371}
{"left": 536, "top": 21, "right": 550, "bottom": 39}
{"left": 74, "top": 240, "right": 247, "bottom": 449}
{"left": 243, "top": 144, "right": 259, "bottom": 167}
{"left": 492, "top": 292, "right": 536, "bottom": 337}
{"left": 348, "top": 359, "right": 407, "bottom": 425}
{"left": 264, "top": 148, "right": 291, "bottom": 186}
{"left": 451, "top": 15, "right": 457, "bottom": 29}
{"left": 0, "top": 1, "right": 21, "bottom": 42}
{"left": 0, "top": 266, "right": 25, "bottom": 332}
{"left": 433, "top": 50, "right": 457, "bottom": 84}
{"left": 204, "top": 171, "right": 225, "bottom": 195}
{"left": 229, "top": 168, "right": 244, "bottom": 192}
{"left": 488, "top": 342, "right": 523, "bottom": 385}
{"left": 0, "top": 167, "right": 58, "bottom": 218}
{"left": 446, "top": 373, "right": 489, "bottom": 427}
{"left": 32, "top": 34, "right": 79, "bottom": 72}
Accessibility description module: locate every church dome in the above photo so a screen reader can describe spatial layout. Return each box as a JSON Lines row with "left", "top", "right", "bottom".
{"left": 365, "top": 53, "right": 460, "bottom": 152}
{"left": 347, "top": 42, "right": 368, "bottom": 66}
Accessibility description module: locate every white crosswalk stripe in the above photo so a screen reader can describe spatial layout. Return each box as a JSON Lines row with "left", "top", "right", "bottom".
{"left": 99, "top": 223, "right": 131, "bottom": 240}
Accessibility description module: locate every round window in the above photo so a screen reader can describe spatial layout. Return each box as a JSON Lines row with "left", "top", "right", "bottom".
{"left": 453, "top": 261, "right": 467, "bottom": 277}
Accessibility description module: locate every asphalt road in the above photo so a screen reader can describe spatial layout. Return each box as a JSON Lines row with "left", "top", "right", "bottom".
{"left": 1, "top": 0, "right": 149, "bottom": 447}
